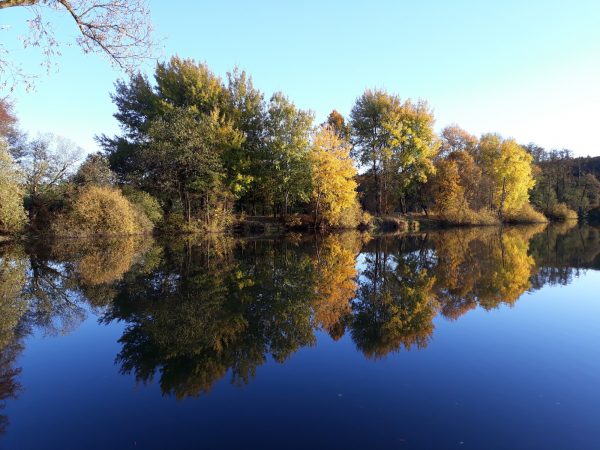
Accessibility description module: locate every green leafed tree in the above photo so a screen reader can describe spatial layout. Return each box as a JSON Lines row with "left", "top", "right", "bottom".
{"left": 145, "top": 107, "right": 243, "bottom": 229}
{"left": 350, "top": 89, "right": 437, "bottom": 214}
{"left": 72, "top": 153, "right": 116, "bottom": 187}
{"left": 264, "top": 92, "right": 314, "bottom": 217}
{"left": 225, "top": 67, "right": 266, "bottom": 209}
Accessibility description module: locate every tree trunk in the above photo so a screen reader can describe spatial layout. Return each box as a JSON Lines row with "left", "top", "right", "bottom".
{"left": 314, "top": 192, "right": 321, "bottom": 228}
{"left": 499, "top": 178, "right": 507, "bottom": 221}
{"left": 184, "top": 192, "right": 191, "bottom": 225}
{"left": 205, "top": 191, "right": 210, "bottom": 227}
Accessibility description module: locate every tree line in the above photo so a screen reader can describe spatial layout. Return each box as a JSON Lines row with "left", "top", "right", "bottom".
{"left": 2, "top": 56, "right": 600, "bottom": 236}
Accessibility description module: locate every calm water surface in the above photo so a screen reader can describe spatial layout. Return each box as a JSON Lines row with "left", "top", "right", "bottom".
{"left": 1, "top": 223, "right": 599, "bottom": 449}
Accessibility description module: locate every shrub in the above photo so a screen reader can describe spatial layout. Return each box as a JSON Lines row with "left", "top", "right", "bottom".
{"left": 53, "top": 186, "right": 153, "bottom": 236}
{"left": 374, "top": 216, "right": 409, "bottom": 231}
{"left": 505, "top": 203, "right": 548, "bottom": 224}
{"left": 337, "top": 199, "right": 365, "bottom": 229}
{"left": 440, "top": 207, "right": 500, "bottom": 226}
{"left": 546, "top": 203, "right": 578, "bottom": 221}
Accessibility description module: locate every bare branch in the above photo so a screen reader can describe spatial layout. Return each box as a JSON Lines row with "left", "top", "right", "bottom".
{"left": 1, "top": 0, "right": 154, "bottom": 88}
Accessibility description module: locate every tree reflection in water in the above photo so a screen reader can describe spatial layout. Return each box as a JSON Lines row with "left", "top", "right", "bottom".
{"left": 0, "top": 244, "right": 28, "bottom": 434}
{"left": 1, "top": 223, "right": 600, "bottom": 418}
{"left": 0, "top": 236, "right": 152, "bottom": 433}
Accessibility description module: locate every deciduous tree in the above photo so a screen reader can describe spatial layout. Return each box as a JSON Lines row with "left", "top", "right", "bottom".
{"left": 264, "top": 92, "right": 313, "bottom": 217}
{"left": 350, "top": 89, "right": 437, "bottom": 214}
{"left": 309, "top": 126, "right": 358, "bottom": 227}
{"left": 0, "top": 143, "right": 27, "bottom": 234}
{"left": 476, "top": 134, "right": 536, "bottom": 218}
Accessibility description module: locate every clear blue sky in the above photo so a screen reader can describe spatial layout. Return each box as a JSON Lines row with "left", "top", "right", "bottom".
{"left": 3, "top": 0, "right": 600, "bottom": 155}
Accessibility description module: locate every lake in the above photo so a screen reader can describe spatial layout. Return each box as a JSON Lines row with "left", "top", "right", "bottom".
{"left": 1, "top": 223, "right": 599, "bottom": 449}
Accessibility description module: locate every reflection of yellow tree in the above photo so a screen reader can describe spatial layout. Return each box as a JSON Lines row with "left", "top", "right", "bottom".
{"left": 432, "top": 225, "right": 544, "bottom": 318}
{"left": 432, "top": 228, "right": 490, "bottom": 319}
{"left": 478, "top": 227, "right": 542, "bottom": 309}
{"left": 313, "top": 233, "right": 361, "bottom": 339}
{"left": 353, "top": 267, "right": 436, "bottom": 359}
{"left": 48, "top": 237, "right": 155, "bottom": 308}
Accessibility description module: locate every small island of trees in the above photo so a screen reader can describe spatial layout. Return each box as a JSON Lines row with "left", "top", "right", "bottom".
{"left": 2, "top": 56, "right": 600, "bottom": 238}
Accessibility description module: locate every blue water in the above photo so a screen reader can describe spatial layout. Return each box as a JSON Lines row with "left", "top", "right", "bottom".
{"left": 1, "top": 226, "right": 599, "bottom": 449}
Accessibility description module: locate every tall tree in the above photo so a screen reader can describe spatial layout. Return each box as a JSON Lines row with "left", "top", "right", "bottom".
{"left": 476, "top": 134, "right": 535, "bottom": 218}
{"left": 326, "top": 110, "right": 350, "bottom": 141}
{"left": 226, "top": 67, "right": 266, "bottom": 210}
{"left": 12, "top": 133, "right": 80, "bottom": 197}
{"left": 0, "top": 99, "right": 17, "bottom": 142}
{"left": 0, "top": 142, "right": 27, "bottom": 234}
{"left": 350, "top": 89, "right": 398, "bottom": 214}
{"left": 102, "top": 57, "right": 250, "bottom": 228}
{"left": 72, "top": 153, "right": 116, "bottom": 187}
{"left": 145, "top": 107, "right": 243, "bottom": 227}
{"left": 309, "top": 126, "right": 358, "bottom": 227}
{"left": 264, "top": 92, "right": 313, "bottom": 217}
{"left": 154, "top": 57, "right": 229, "bottom": 115}
{"left": 438, "top": 124, "right": 477, "bottom": 159}
{"left": 350, "top": 89, "right": 437, "bottom": 214}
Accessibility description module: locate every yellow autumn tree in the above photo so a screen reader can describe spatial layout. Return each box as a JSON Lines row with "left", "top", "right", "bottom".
{"left": 309, "top": 126, "right": 360, "bottom": 228}
{"left": 0, "top": 144, "right": 27, "bottom": 235}
{"left": 476, "top": 134, "right": 541, "bottom": 220}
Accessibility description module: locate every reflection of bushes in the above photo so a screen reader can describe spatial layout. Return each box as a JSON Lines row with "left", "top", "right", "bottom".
{"left": 0, "top": 247, "right": 28, "bottom": 346}
{"left": 11, "top": 224, "right": 584, "bottom": 401}
{"left": 53, "top": 237, "right": 153, "bottom": 286}
{"left": 0, "top": 245, "right": 28, "bottom": 435}
{"left": 0, "top": 341, "right": 22, "bottom": 435}
{"left": 43, "top": 236, "right": 156, "bottom": 309}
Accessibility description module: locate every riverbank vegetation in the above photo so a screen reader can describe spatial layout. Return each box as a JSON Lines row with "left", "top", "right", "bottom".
{"left": 2, "top": 58, "right": 600, "bottom": 237}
